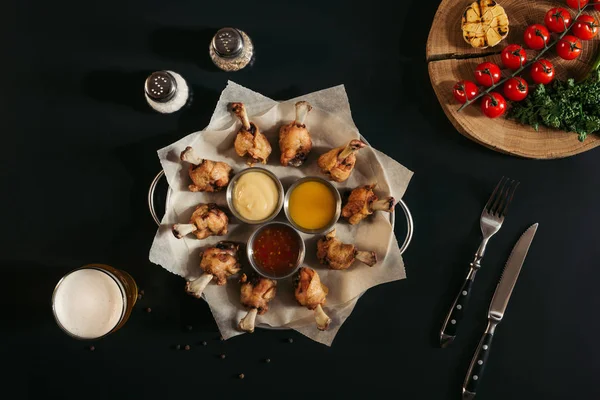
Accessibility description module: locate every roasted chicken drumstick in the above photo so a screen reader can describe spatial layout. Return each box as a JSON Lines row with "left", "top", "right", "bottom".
{"left": 231, "top": 102, "right": 272, "bottom": 165}
{"left": 279, "top": 101, "right": 313, "bottom": 167}
{"left": 185, "top": 241, "right": 241, "bottom": 299}
{"left": 317, "top": 229, "right": 377, "bottom": 270}
{"left": 293, "top": 267, "right": 331, "bottom": 331}
{"left": 342, "top": 184, "right": 396, "bottom": 225}
{"left": 172, "top": 203, "right": 228, "bottom": 240}
{"left": 238, "top": 273, "right": 277, "bottom": 333}
{"left": 317, "top": 139, "right": 367, "bottom": 182}
{"left": 180, "top": 146, "right": 233, "bottom": 192}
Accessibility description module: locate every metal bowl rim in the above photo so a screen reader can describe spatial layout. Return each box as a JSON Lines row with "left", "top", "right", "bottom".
{"left": 148, "top": 170, "right": 413, "bottom": 254}
{"left": 225, "top": 167, "right": 285, "bottom": 225}
{"left": 283, "top": 176, "right": 342, "bottom": 235}
{"left": 245, "top": 221, "right": 306, "bottom": 280}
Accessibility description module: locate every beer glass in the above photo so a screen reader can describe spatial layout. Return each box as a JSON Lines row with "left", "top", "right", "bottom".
{"left": 52, "top": 264, "right": 138, "bottom": 340}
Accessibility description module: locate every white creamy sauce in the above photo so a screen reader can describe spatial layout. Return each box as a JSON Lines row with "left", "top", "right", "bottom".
{"left": 233, "top": 171, "right": 278, "bottom": 220}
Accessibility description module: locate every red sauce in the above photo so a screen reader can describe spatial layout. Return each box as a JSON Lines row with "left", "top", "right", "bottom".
{"left": 252, "top": 225, "right": 301, "bottom": 277}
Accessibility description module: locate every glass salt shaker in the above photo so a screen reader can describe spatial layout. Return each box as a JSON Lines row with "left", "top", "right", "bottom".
{"left": 209, "top": 27, "right": 254, "bottom": 72}
{"left": 144, "top": 71, "right": 190, "bottom": 114}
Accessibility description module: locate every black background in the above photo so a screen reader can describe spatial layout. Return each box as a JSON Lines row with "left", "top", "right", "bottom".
{"left": 3, "top": 0, "right": 600, "bottom": 399}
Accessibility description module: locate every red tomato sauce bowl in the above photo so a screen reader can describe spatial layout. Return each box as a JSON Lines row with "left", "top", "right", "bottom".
{"left": 246, "top": 222, "right": 305, "bottom": 279}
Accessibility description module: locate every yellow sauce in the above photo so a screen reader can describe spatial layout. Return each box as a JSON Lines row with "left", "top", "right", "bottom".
{"left": 289, "top": 181, "right": 336, "bottom": 230}
{"left": 233, "top": 171, "right": 279, "bottom": 221}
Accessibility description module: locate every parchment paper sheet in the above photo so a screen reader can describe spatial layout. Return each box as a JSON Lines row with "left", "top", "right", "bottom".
{"left": 149, "top": 82, "right": 413, "bottom": 346}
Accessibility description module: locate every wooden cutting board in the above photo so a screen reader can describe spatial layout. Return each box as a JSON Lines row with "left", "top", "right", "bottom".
{"left": 427, "top": 0, "right": 600, "bottom": 158}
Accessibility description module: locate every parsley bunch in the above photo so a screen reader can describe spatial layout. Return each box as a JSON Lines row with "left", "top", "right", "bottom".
{"left": 509, "top": 68, "right": 600, "bottom": 142}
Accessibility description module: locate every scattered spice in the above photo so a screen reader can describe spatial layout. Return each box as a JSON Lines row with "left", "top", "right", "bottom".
{"left": 140, "top": 290, "right": 145, "bottom": 295}
{"left": 288, "top": 338, "right": 294, "bottom": 343}
{"left": 238, "top": 373, "right": 245, "bottom": 380}
{"left": 184, "top": 345, "right": 191, "bottom": 351}
{"left": 175, "top": 344, "right": 181, "bottom": 350}
{"left": 89, "top": 345, "right": 95, "bottom": 351}
{"left": 220, "top": 354, "right": 226, "bottom": 359}
{"left": 201, "top": 341, "right": 207, "bottom": 346}
{"left": 137, "top": 294, "right": 142, "bottom": 301}
{"left": 146, "top": 307, "right": 152, "bottom": 313}
{"left": 265, "top": 358, "right": 271, "bottom": 363}
{"left": 186, "top": 325, "right": 193, "bottom": 331}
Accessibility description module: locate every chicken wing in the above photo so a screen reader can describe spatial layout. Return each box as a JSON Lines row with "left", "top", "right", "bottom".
{"left": 180, "top": 146, "right": 233, "bottom": 192}
{"left": 172, "top": 203, "right": 228, "bottom": 240}
{"left": 238, "top": 273, "right": 277, "bottom": 333}
{"left": 185, "top": 241, "right": 241, "bottom": 298}
{"left": 342, "top": 184, "right": 396, "bottom": 225}
{"left": 293, "top": 267, "right": 331, "bottom": 331}
{"left": 317, "top": 139, "right": 367, "bottom": 182}
{"left": 317, "top": 228, "right": 377, "bottom": 270}
{"left": 231, "top": 102, "right": 272, "bottom": 165}
{"left": 279, "top": 101, "right": 313, "bottom": 167}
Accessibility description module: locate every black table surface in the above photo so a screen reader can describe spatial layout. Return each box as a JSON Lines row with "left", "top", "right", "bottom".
{"left": 4, "top": 0, "right": 600, "bottom": 398}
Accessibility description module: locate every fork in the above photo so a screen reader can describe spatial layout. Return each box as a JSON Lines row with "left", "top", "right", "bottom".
{"left": 440, "top": 177, "right": 519, "bottom": 348}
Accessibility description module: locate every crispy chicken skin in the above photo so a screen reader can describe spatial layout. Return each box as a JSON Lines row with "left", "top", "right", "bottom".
{"left": 185, "top": 241, "right": 241, "bottom": 298}
{"left": 317, "top": 229, "right": 377, "bottom": 270}
{"left": 293, "top": 267, "right": 331, "bottom": 331}
{"left": 180, "top": 146, "right": 233, "bottom": 192}
{"left": 172, "top": 203, "right": 228, "bottom": 240}
{"left": 200, "top": 242, "right": 241, "bottom": 284}
{"left": 317, "top": 139, "right": 367, "bottom": 182}
{"left": 279, "top": 101, "right": 313, "bottom": 167}
{"left": 342, "top": 184, "right": 395, "bottom": 225}
{"left": 231, "top": 102, "right": 272, "bottom": 165}
{"left": 238, "top": 273, "right": 277, "bottom": 333}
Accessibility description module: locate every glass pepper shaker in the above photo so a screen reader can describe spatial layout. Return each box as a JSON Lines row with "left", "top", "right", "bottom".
{"left": 144, "top": 71, "right": 190, "bottom": 114}
{"left": 209, "top": 27, "right": 254, "bottom": 72}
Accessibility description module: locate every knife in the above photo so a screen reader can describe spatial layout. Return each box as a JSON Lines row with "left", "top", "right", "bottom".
{"left": 462, "top": 223, "right": 538, "bottom": 400}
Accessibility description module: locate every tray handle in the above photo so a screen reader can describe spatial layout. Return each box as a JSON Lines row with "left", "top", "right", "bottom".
{"left": 148, "top": 170, "right": 414, "bottom": 255}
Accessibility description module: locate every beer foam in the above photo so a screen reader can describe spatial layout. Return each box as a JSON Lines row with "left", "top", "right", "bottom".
{"left": 53, "top": 268, "right": 124, "bottom": 339}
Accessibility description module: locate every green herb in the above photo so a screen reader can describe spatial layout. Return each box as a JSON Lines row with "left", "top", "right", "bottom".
{"left": 509, "top": 41, "right": 600, "bottom": 142}
{"left": 509, "top": 67, "right": 600, "bottom": 142}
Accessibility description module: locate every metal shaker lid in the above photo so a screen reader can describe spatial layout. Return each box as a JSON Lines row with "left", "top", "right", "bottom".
{"left": 211, "top": 28, "right": 244, "bottom": 58}
{"left": 145, "top": 71, "right": 177, "bottom": 103}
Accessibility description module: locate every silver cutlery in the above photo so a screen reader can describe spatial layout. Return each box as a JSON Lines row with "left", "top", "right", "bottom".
{"left": 462, "top": 223, "right": 538, "bottom": 400}
{"left": 440, "top": 177, "right": 520, "bottom": 347}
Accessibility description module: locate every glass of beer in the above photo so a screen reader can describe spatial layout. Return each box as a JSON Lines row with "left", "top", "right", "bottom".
{"left": 51, "top": 264, "right": 138, "bottom": 340}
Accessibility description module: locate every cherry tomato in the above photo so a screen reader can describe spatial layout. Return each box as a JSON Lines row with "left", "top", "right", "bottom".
{"left": 452, "top": 80, "right": 480, "bottom": 104}
{"left": 501, "top": 44, "right": 527, "bottom": 70}
{"left": 545, "top": 7, "right": 572, "bottom": 33}
{"left": 524, "top": 24, "right": 550, "bottom": 50}
{"left": 566, "top": 0, "right": 589, "bottom": 9}
{"left": 503, "top": 77, "right": 529, "bottom": 101}
{"left": 557, "top": 35, "right": 583, "bottom": 60}
{"left": 481, "top": 93, "right": 507, "bottom": 118}
{"left": 572, "top": 15, "right": 599, "bottom": 40}
{"left": 474, "top": 62, "right": 502, "bottom": 87}
{"left": 531, "top": 59, "right": 555, "bottom": 84}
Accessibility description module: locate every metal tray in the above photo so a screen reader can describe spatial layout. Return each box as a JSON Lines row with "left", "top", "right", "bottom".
{"left": 147, "top": 140, "right": 414, "bottom": 331}
{"left": 148, "top": 169, "right": 413, "bottom": 254}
